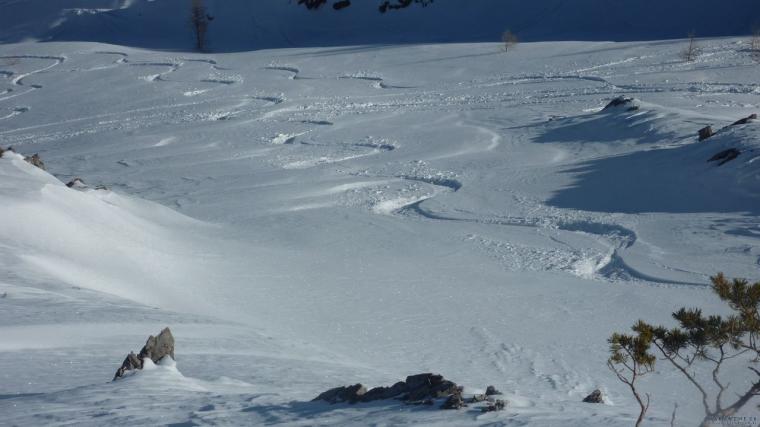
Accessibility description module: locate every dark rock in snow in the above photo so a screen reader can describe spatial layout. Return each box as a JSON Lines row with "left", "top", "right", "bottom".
{"left": 313, "top": 383, "right": 367, "bottom": 404}
{"left": 708, "top": 148, "right": 740, "bottom": 166}
{"left": 698, "top": 125, "right": 714, "bottom": 141}
{"left": 24, "top": 153, "right": 45, "bottom": 170}
{"left": 313, "top": 372, "right": 462, "bottom": 408}
{"left": 441, "top": 388, "right": 466, "bottom": 410}
{"left": 0, "top": 146, "right": 4, "bottom": 158}
{"left": 481, "top": 399, "right": 507, "bottom": 412}
{"left": 403, "top": 373, "right": 459, "bottom": 402}
{"left": 113, "top": 327, "right": 175, "bottom": 380}
{"left": 363, "top": 381, "right": 408, "bottom": 401}
{"left": 731, "top": 113, "right": 757, "bottom": 126}
{"left": 582, "top": 389, "right": 605, "bottom": 403}
{"left": 66, "top": 178, "right": 87, "bottom": 189}
{"left": 485, "top": 385, "right": 502, "bottom": 396}
{"left": 603, "top": 96, "right": 635, "bottom": 110}
{"left": 333, "top": 0, "right": 351, "bottom": 10}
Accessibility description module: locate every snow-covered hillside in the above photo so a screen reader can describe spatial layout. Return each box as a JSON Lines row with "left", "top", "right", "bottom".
{"left": 1, "top": 0, "right": 759, "bottom": 50}
{"left": 2, "top": 3, "right": 760, "bottom": 426}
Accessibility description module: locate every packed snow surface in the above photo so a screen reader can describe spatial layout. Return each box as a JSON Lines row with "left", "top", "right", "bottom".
{"left": 1, "top": 29, "right": 760, "bottom": 426}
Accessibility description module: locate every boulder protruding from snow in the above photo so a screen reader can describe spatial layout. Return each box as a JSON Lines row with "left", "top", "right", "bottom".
{"left": 24, "top": 153, "right": 46, "bottom": 170}
{"left": 485, "top": 385, "right": 502, "bottom": 396}
{"left": 312, "top": 372, "right": 461, "bottom": 407}
{"left": 113, "top": 327, "right": 175, "bottom": 380}
{"left": 481, "top": 399, "right": 507, "bottom": 412}
{"left": 441, "top": 387, "right": 466, "bottom": 410}
{"left": 66, "top": 178, "right": 87, "bottom": 190}
{"left": 603, "top": 96, "right": 638, "bottom": 111}
{"left": 698, "top": 125, "right": 714, "bottom": 141}
{"left": 707, "top": 148, "right": 740, "bottom": 166}
{"left": 312, "top": 383, "right": 367, "bottom": 404}
{"left": 582, "top": 389, "right": 605, "bottom": 403}
{"left": 731, "top": 113, "right": 757, "bottom": 126}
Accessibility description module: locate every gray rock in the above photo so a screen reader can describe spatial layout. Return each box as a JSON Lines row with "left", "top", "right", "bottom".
{"left": 708, "top": 148, "right": 740, "bottom": 166}
{"left": 0, "top": 146, "right": 4, "bottom": 158}
{"left": 403, "top": 373, "right": 458, "bottom": 402}
{"left": 732, "top": 113, "right": 757, "bottom": 126}
{"left": 139, "top": 327, "right": 175, "bottom": 363}
{"left": 603, "top": 96, "right": 635, "bottom": 110}
{"left": 113, "top": 327, "right": 175, "bottom": 380}
{"left": 582, "top": 389, "right": 605, "bottom": 403}
{"left": 698, "top": 125, "right": 714, "bottom": 141}
{"left": 481, "top": 399, "right": 507, "bottom": 412}
{"left": 363, "top": 381, "right": 408, "bottom": 401}
{"left": 470, "top": 394, "right": 487, "bottom": 403}
{"left": 312, "top": 383, "right": 367, "bottom": 404}
{"left": 485, "top": 385, "right": 502, "bottom": 396}
{"left": 24, "top": 153, "right": 46, "bottom": 170}
{"left": 66, "top": 178, "right": 87, "bottom": 190}
{"left": 441, "top": 388, "right": 466, "bottom": 410}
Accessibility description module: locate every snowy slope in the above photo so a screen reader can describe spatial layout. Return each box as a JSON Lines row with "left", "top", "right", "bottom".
{"left": 1, "top": 20, "right": 760, "bottom": 427}
{"left": 1, "top": 0, "right": 759, "bottom": 50}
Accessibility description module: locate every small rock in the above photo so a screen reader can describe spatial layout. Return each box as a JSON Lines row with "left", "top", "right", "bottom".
{"left": 313, "top": 384, "right": 367, "bottom": 404}
{"left": 485, "top": 385, "right": 502, "bottom": 396}
{"left": 333, "top": 0, "right": 351, "bottom": 10}
{"left": 24, "top": 153, "right": 46, "bottom": 170}
{"left": 698, "top": 125, "right": 714, "bottom": 141}
{"left": 66, "top": 178, "right": 87, "bottom": 189}
{"left": 0, "top": 146, "right": 4, "bottom": 158}
{"left": 470, "top": 394, "right": 487, "bottom": 403}
{"left": 441, "top": 388, "right": 466, "bottom": 410}
{"left": 113, "top": 327, "right": 175, "bottom": 380}
{"left": 582, "top": 389, "right": 605, "bottom": 403}
{"left": 732, "top": 113, "right": 757, "bottom": 126}
{"left": 707, "top": 148, "right": 740, "bottom": 166}
{"left": 481, "top": 399, "right": 507, "bottom": 412}
{"left": 603, "top": 96, "right": 635, "bottom": 110}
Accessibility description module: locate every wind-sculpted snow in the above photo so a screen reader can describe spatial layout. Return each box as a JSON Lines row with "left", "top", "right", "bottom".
{"left": 1, "top": 38, "right": 760, "bottom": 426}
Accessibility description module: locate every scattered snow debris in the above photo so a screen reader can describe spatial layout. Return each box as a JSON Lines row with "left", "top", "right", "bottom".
{"left": 582, "top": 389, "right": 605, "bottom": 404}
{"left": 731, "top": 113, "right": 757, "bottom": 126}
{"left": 113, "top": 327, "right": 175, "bottom": 380}
{"left": 699, "top": 125, "right": 714, "bottom": 141}
{"left": 481, "top": 399, "right": 507, "bottom": 412}
{"left": 23, "top": 153, "right": 45, "bottom": 170}
{"left": 485, "top": 385, "right": 502, "bottom": 396}
{"left": 707, "top": 148, "right": 741, "bottom": 166}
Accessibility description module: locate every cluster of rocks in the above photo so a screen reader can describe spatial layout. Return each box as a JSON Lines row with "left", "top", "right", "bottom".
{"left": 313, "top": 373, "right": 508, "bottom": 411}
{"left": 697, "top": 113, "right": 756, "bottom": 165}
{"left": 1, "top": 146, "right": 108, "bottom": 190}
{"left": 113, "top": 327, "right": 175, "bottom": 380}
{"left": 0, "top": 146, "right": 46, "bottom": 170}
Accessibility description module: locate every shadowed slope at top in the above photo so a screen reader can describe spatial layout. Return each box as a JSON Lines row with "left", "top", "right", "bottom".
{"left": 1, "top": 0, "right": 759, "bottom": 52}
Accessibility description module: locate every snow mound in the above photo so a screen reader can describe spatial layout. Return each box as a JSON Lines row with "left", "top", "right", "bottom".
{"left": 0, "top": 152, "right": 215, "bottom": 311}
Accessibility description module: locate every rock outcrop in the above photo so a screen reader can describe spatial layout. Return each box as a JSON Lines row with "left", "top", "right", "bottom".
{"left": 731, "top": 113, "right": 757, "bottom": 126}
{"left": 23, "top": 153, "right": 45, "bottom": 170}
{"left": 698, "top": 125, "right": 714, "bottom": 141}
{"left": 113, "top": 327, "right": 175, "bottom": 380}
{"left": 582, "top": 389, "right": 605, "bottom": 403}
{"left": 708, "top": 148, "right": 740, "bottom": 166}
{"left": 313, "top": 372, "right": 463, "bottom": 409}
{"left": 603, "top": 96, "right": 639, "bottom": 111}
